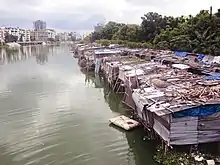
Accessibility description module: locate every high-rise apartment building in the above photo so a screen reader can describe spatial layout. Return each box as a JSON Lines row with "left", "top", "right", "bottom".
{"left": 33, "top": 20, "right": 47, "bottom": 41}
{"left": 33, "top": 20, "right": 46, "bottom": 30}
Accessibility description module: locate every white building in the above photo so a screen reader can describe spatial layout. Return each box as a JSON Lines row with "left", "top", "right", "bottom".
{"left": 56, "top": 32, "right": 68, "bottom": 41}
{"left": 5, "top": 27, "right": 20, "bottom": 38}
{"left": 46, "top": 29, "right": 56, "bottom": 40}
{"left": 0, "top": 27, "right": 5, "bottom": 43}
{"left": 31, "top": 30, "right": 48, "bottom": 42}
{"left": 17, "top": 28, "right": 31, "bottom": 42}
{"left": 2, "top": 27, "right": 31, "bottom": 42}
{"left": 24, "top": 29, "right": 31, "bottom": 42}
{"left": 0, "top": 26, "right": 31, "bottom": 43}
{"left": 18, "top": 28, "right": 25, "bottom": 41}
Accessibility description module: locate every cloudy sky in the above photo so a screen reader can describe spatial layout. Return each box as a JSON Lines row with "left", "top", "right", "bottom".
{"left": 0, "top": 0, "right": 219, "bottom": 33}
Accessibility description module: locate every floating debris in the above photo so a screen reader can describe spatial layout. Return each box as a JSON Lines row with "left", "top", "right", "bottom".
{"left": 109, "top": 115, "right": 139, "bottom": 131}
{"left": 206, "top": 160, "right": 215, "bottom": 165}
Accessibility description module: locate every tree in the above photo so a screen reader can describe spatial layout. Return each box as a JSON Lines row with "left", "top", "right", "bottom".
{"left": 30, "top": 36, "right": 35, "bottom": 42}
{"left": 86, "top": 7, "right": 220, "bottom": 55}
{"left": 4, "top": 32, "right": 18, "bottom": 43}
{"left": 112, "top": 24, "right": 142, "bottom": 42}
{"left": 91, "top": 31, "right": 101, "bottom": 42}
{"left": 19, "top": 34, "right": 24, "bottom": 42}
{"left": 140, "top": 12, "right": 167, "bottom": 42}
{"left": 48, "top": 38, "right": 55, "bottom": 42}
{"left": 99, "top": 21, "right": 124, "bottom": 40}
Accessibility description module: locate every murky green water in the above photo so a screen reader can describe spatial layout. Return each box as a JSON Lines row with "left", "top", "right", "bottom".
{"left": 0, "top": 45, "right": 158, "bottom": 165}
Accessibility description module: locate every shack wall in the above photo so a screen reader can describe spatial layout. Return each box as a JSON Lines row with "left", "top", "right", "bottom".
{"left": 153, "top": 117, "right": 170, "bottom": 143}
{"left": 198, "top": 111, "right": 220, "bottom": 144}
{"left": 170, "top": 111, "right": 220, "bottom": 145}
{"left": 170, "top": 116, "right": 198, "bottom": 145}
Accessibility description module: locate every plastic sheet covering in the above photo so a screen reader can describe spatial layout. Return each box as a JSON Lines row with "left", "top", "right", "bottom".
{"left": 173, "top": 104, "right": 220, "bottom": 118}
{"left": 197, "top": 54, "right": 205, "bottom": 60}
{"left": 174, "top": 51, "right": 188, "bottom": 57}
{"left": 206, "top": 73, "right": 220, "bottom": 80}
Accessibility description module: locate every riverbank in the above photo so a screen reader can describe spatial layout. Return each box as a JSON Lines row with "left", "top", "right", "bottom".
{"left": 74, "top": 43, "right": 220, "bottom": 165}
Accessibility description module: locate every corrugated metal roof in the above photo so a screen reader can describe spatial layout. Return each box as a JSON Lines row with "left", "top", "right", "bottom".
{"left": 94, "top": 49, "right": 121, "bottom": 55}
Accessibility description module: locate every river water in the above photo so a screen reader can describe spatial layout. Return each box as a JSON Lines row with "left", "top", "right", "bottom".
{"left": 0, "top": 45, "right": 158, "bottom": 165}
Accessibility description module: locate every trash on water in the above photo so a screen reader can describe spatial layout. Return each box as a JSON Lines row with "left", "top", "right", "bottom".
{"left": 206, "top": 160, "right": 215, "bottom": 165}
{"left": 109, "top": 115, "right": 139, "bottom": 131}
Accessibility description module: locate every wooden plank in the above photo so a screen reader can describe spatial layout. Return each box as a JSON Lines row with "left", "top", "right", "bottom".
{"left": 171, "top": 116, "right": 197, "bottom": 123}
{"left": 145, "top": 110, "right": 154, "bottom": 127}
{"left": 199, "top": 111, "right": 220, "bottom": 121}
{"left": 199, "top": 130, "right": 220, "bottom": 135}
{"left": 154, "top": 114, "right": 170, "bottom": 130}
{"left": 198, "top": 111, "right": 220, "bottom": 144}
{"left": 170, "top": 121, "right": 198, "bottom": 132}
{"left": 170, "top": 132, "right": 198, "bottom": 139}
{"left": 161, "top": 115, "right": 170, "bottom": 122}
{"left": 153, "top": 118, "right": 170, "bottom": 142}
{"left": 170, "top": 117, "right": 198, "bottom": 145}
{"left": 170, "top": 138, "right": 198, "bottom": 145}
{"left": 198, "top": 134, "right": 220, "bottom": 143}
{"left": 198, "top": 121, "right": 220, "bottom": 130}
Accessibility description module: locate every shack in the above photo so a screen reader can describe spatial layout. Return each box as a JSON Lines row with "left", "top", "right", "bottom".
{"left": 94, "top": 49, "right": 121, "bottom": 73}
{"left": 132, "top": 67, "right": 220, "bottom": 146}
{"left": 75, "top": 44, "right": 220, "bottom": 147}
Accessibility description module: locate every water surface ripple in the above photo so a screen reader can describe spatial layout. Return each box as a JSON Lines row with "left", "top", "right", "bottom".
{"left": 0, "top": 45, "right": 157, "bottom": 165}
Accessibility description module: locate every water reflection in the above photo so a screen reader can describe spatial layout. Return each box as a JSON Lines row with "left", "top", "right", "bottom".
{"left": 0, "top": 46, "right": 58, "bottom": 65}
{"left": 84, "top": 73, "right": 105, "bottom": 88}
{"left": 83, "top": 73, "right": 158, "bottom": 165}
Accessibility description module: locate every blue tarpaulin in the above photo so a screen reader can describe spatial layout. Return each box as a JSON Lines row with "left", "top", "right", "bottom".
{"left": 173, "top": 104, "right": 220, "bottom": 118}
{"left": 174, "top": 51, "right": 188, "bottom": 57}
{"left": 197, "top": 54, "right": 205, "bottom": 60}
{"left": 206, "top": 73, "right": 220, "bottom": 80}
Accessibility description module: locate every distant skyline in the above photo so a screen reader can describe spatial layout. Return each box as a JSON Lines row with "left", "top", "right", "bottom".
{"left": 0, "top": 0, "right": 220, "bottom": 34}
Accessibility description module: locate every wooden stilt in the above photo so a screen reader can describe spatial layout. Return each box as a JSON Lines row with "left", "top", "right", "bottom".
{"left": 113, "top": 77, "right": 119, "bottom": 91}
{"left": 116, "top": 84, "right": 121, "bottom": 93}
{"left": 162, "top": 140, "right": 164, "bottom": 150}
{"left": 165, "top": 144, "right": 169, "bottom": 155}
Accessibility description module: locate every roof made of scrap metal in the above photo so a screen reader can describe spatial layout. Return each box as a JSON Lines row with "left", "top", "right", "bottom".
{"left": 94, "top": 49, "right": 121, "bottom": 55}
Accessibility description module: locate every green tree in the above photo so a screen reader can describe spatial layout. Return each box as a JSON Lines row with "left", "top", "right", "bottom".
{"left": 90, "top": 7, "right": 220, "bottom": 56}
{"left": 113, "top": 24, "right": 141, "bottom": 42}
{"left": 19, "top": 34, "right": 24, "bottom": 42}
{"left": 4, "top": 32, "right": 18, "bottom": 43}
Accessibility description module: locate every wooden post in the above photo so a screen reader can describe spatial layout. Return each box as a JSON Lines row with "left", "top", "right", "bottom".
{"left": 165, "top": 144, "right": 169, "bottom": 155}
{"left": 162, "top": 140, "right": 164, "bottom": 150}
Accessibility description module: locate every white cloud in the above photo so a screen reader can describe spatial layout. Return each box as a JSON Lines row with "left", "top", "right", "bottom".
{"left": 0, "top": 0, "right": 219, "bottom": 32}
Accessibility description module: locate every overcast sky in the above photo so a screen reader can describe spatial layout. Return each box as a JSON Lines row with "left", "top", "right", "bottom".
{"left": 0, "top": 0, "right": 219, "bottom": 33}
